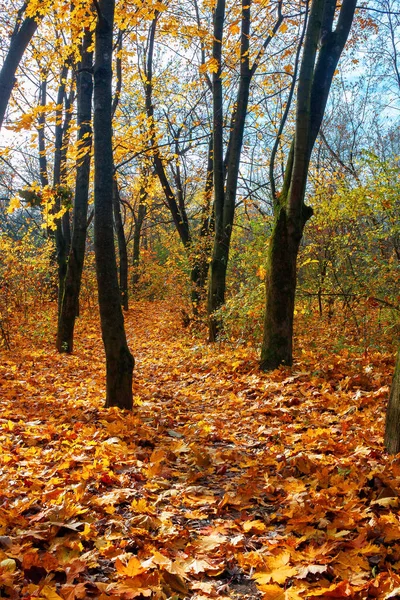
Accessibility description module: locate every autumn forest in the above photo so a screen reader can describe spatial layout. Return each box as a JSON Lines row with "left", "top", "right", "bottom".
{"left": 0, "top": 0, "right": 400, "bottom": 598}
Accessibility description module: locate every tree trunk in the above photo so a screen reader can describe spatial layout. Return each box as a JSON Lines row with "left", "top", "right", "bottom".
{"left": 0, "top": 4, "right": 40, "bottom": 130}
{"left": 132, "top": 191, "right": 147, "bottom": 288}
{"left": 60, "top": 86, "right": 75, "bottom": 257}
{"left": 385, "top": 350, "right": 400, "bottom": 454}
{"left": 57, "top": 29, "right": 93, "bottom": 353}
{"left": 113, "top": 178, "right": 129, "bottom": 311}
{"left": 207, "top": 0, "right": 282, "bottom": 340}
{"left": 93, "top": 0, "right": 134, "bottom": 409}
{"left": 191, "top": 136, "right": 214, "bottom": 310}
{"left": 207, "top": 0, "right": 226, "bottom": 341}
{"left": 260, "top": 209, "right": 302, "bottom": 369}
{"left": 191, "top": 253, "right": 210, "bottom": 309}
{"left": 38, "top": 76, "right": 49, "bottom": 187}
{"left": 260, "top": 0, "right": 357, "bottom": 370}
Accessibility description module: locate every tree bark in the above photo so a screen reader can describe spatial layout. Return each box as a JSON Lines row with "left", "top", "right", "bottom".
{"left": 260, "top": 0, "right": 357, "bottom": 370}
{"left": 385, "top": 350, "right": 400, "bottom": 454}
{"left": 0, "top": 3, "right": 41, "bottom": 130}
{"left": 261, "top": 208, "right": 301, "bottom": 369}
{"left": 113, "top": 178, "right": 129, "bottom": 311}
{"left": 93, "top": 0, "right": 134, "bottom": 409}
{"left": 57, "top": 29, "right": 93, "bottom": 353}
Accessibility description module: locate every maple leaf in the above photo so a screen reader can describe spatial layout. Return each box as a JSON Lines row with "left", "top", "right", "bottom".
{"left": 115, "top": 556, "right": 146, "bottom": 578}
{"left": 199, "top": 57, "right": 219, "bottom": 74}
{"left": 254, "top": 552, "right": 298, "bottom": 586}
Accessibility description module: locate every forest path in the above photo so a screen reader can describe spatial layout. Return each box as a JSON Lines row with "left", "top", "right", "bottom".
{"left": 0, "top": 301, "right": 396, "bottom": 599}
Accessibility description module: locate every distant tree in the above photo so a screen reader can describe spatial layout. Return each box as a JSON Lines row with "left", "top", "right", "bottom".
{"left": 142, "top": 11, "right": 213, "bottom": 311}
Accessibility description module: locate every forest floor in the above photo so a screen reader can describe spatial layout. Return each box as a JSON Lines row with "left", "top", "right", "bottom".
{"left": 0, "top": 301, "right": 399, "bottom": 600}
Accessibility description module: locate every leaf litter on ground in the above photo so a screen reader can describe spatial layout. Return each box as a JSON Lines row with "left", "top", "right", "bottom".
{"left": 0, "top": 301, "right": 398, "bottom": 599}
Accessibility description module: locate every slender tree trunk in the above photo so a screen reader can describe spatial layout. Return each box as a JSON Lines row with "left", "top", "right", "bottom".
{"left": 132, "top": 189, "right": 147, "bottom": 288}
{"left": 60, "top": 86, "right": 75, "bottom": 256}
{"left": 0, "top": 4, "right": 41, "bottom": 130}
{"left": 208, "top": 0, "right": 282, "bottom": 340}
{"left": 113, "top": 178, "right": 129, "bottom": 311}
{"left": 53, "top": 64, "right": 70, "bottom": 315}
{"left": 260, "top": 0, "right": 357, "bottom": 370}
{"left": 57, "top": 29, "right": 93, "bottom": 353}
{"left": 109, "top": 29, "right": 128, "bottom": 311}
{"left": 93, "top": 0, "right": 134, "bottom": 409}
{"left": 385, "top": 350, "right": 400, "bottom": 454}
{"left": 207, "top": 0, "right": 226, "bottom": 341}
{"left": 38, "top": 75, "right": 49, "bottom": 187}
{"left": 191, "top": 135, "right": 214, "bottom": 310}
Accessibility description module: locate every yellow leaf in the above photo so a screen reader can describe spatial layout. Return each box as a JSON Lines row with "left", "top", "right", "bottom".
{"left": 115, "top": 556, "right": 146, "bottom": 578}
{"left": 229, "top": 22, "right": 241, "bottom": 35}
{"left": 256, "top": 265, "right": 266, "bottom": 280}
{"left": 260, "top": 584, "right": 285, "bottom": 600}
{"left": 254, "top": 552, "right": 298, "bottom": 585}
{"left": 254, "top": 565, "right": 298, "bottom": 586}
{"left": 243, "top": 520, "right": 267, "bottom": 533}
{"left": 6, "top": 197, "right": 21, "bottom": 214}
{"left": 0, "top": 559, "right": 16, "bottom": 572}
{"left": 40, "top": 586, "right": 63, "bottom": 600}
{"left": 200, "top": 57, "right": 219, "bottom": 74}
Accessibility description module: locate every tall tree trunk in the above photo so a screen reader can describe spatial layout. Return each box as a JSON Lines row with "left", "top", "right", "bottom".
{"left": 260, "top": 0, "right": 357, "bottom": 370}
{"left": 385, "top": 350, "right": 400, "bottom": 454}
{"left": 93, "top": 0, "right": 134, "bottom": 409}
{"left": 207, "top": 0, "right": 226, "bottom": 340}
{"left": 191, "top": 135, "right": 214, "bottom": 310}
{"left": 207, "top": 0, "right": 283, "bottom": 340}
{"left": 132, "top": 187, "right": 147, "bottom": 288}
{"left": 0, "top": 3, "right": 41, "bottom": 130}
{"left": 60, "top": 86, "right": 75, "bottom": 255}
{"left": 261, "top": 195, "right": 308, "bottom": 369}
{"left": 113, "top": 178, "right": 129, "bottom": 311}
{"left": 53, "top": 64, "right": 70, "bottom": 315}
{"left": 110, "top": 30, "right": 128, "bottom": 310}
{"left": 38, "top": 75, "right": 49, "bottom": 187}
{"left": 57, "top": 29, "right": 93, "bottom": 353}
